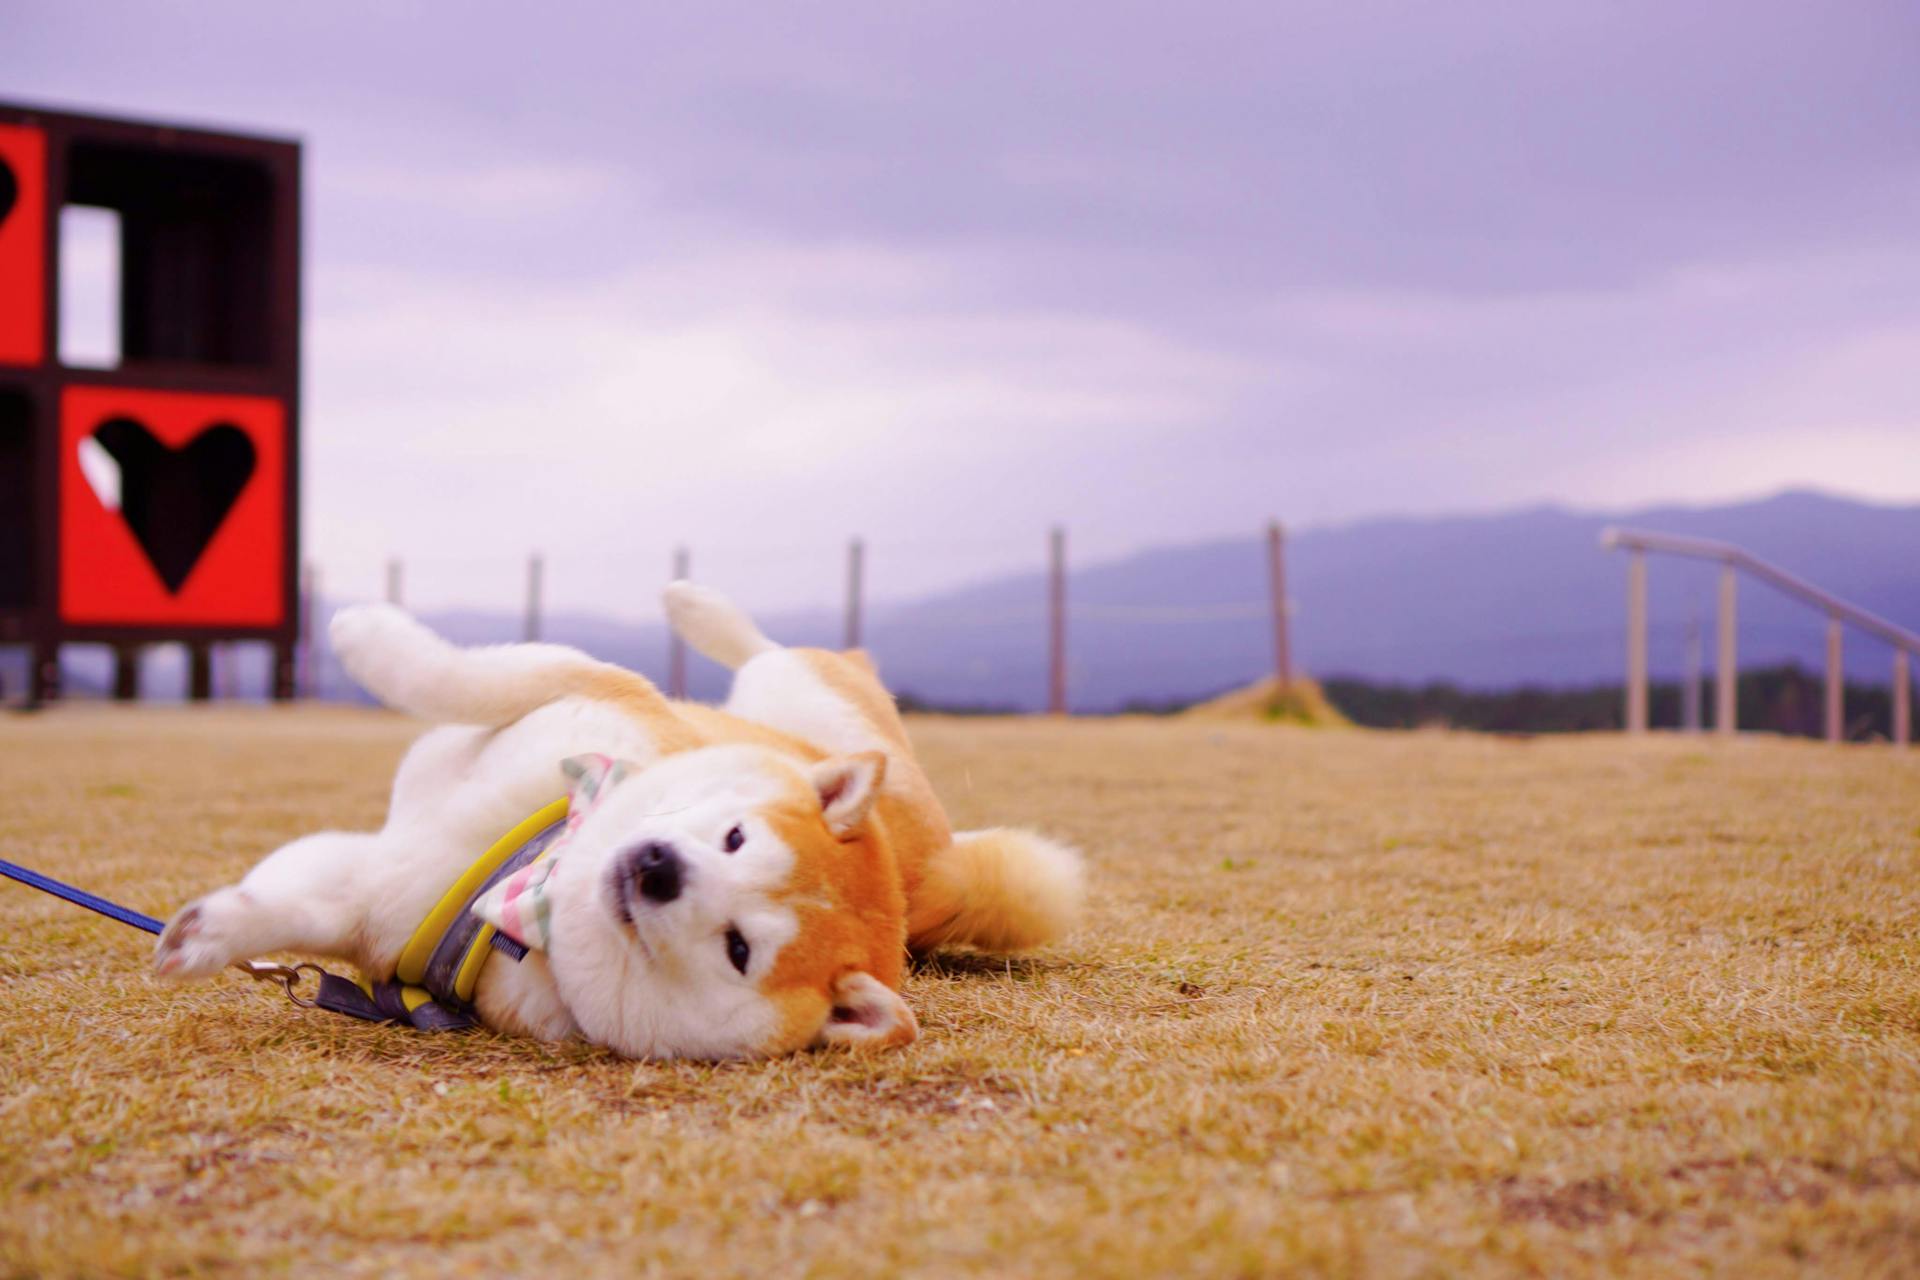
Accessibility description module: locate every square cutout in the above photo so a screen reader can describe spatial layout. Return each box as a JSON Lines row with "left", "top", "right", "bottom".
{"left": 58, "top": 205, "right": 121, "bottom": 368}
{"left": 65, "top": 142, "right": 277, "bottom": 368}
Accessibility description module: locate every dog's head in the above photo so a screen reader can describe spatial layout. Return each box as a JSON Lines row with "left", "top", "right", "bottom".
{"left": 480, "top": 747, "right": 915, "bottom": 1059}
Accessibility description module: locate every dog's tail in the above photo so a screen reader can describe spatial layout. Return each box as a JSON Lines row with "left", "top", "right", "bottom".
{"left": 662, "top": 580, "right": 779, "bottom": 671}
{"left": 330, "top": 603, "right": 675, "bottom": 728}
{"left": 907, "top": 828, "right": 1086, "bottom": 954}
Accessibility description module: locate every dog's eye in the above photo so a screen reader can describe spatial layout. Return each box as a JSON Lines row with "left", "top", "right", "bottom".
{"left": 722, "top": 824, "right": 746, "bottom": 854}
{"left": 725, "top": 927, "right": 751, "bottom": 975}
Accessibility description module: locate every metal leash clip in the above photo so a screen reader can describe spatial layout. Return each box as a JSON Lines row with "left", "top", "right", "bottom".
{"left": 232, "top": 959, "right": 326, "bottom": 1008}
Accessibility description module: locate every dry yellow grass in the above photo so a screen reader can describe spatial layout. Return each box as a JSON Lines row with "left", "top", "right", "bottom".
{"left": 1181, "top": 676, "right": 1351, "bottom": 727}
{"left": 2, "top": 705, "right": 1917, "bottom": 1278}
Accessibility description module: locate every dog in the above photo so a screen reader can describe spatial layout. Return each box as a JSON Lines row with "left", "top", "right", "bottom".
{"left": 152, "top": 582, "right": 1084, "bottom": 1059}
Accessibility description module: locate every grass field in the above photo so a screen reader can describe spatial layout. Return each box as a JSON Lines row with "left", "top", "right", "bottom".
{"left": 2, "top": 706, "right": 1917, "bottom": 1278}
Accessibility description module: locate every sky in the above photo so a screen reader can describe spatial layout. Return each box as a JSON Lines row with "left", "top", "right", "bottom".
{"left": 8, "top": 1, "right": 1920, "bottom": 619}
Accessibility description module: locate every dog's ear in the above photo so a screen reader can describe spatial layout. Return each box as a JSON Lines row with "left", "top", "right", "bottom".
{"left": 814, "top": 971, "right": 917, "bottom": 1049}
{"left": 809, "top": 752, "right": 887, "bottom": 836}
{"left": 560, "top": 753, "right": 630, "bottom": 821}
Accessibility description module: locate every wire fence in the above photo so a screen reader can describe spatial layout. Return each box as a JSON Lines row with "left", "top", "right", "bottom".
{"left": 292, "top": 521, "right": 1299, "bottom": 715}
{"left": 17, "top": 517, "right": 1911, "bottom": 740}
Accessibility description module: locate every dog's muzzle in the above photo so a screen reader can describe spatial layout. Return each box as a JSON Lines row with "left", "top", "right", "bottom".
{"left": 625, "top": 841, "right": 684, "bottom": 908}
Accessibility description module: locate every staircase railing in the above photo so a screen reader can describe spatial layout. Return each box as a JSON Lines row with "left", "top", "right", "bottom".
{"left": 1599, "top": 527, "right": 1918, "bottom": 745}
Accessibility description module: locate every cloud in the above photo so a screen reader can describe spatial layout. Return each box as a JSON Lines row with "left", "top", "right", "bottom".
{"left": 10, "top": 0, "right": 1920, "bottom": 618}
{"left": 305, "top": 240, "right": 1270, "bottom": 614}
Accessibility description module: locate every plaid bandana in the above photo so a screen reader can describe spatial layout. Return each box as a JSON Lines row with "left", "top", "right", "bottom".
{"left": 471, "top": 753, "right": 628, "bottom": 953}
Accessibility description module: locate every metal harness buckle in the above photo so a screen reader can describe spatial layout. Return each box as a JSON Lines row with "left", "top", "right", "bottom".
{"left": 232, "top": 959, "right": 327, "bottom": 1008}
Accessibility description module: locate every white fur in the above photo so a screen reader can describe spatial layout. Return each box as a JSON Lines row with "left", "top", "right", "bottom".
{"left": 156, "top": 586, "right": 1073, "bottom": 1057}
{"left": 727, "top": 649, "right": 880, "bottom": 748}
{"left": 330, "top": 602, "right": 631, "bottom": 728}
{"left": 155, "top": 601, "right": 888, "bottom": 1058}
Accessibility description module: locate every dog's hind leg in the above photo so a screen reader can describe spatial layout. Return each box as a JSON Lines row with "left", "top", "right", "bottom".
{"left": 153, "top": 831, "right": 383, "bottom": 980}
{"left": 662, "top": 581, "right": 779, "bottom": 671}
{"left": 331, "top": 603, "right": 677, "bottom": 729}
{"left": 664, "top": 581, "right": 906, "bottom": 749}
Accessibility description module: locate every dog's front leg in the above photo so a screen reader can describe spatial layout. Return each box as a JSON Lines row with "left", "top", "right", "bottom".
{"left": 154, "top": 832, "right": 379, "bottom": 979}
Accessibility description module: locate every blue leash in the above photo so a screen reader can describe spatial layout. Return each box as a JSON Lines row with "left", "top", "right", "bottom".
{"left": 0, "top": 858, "right": 165, "bottom": 934}
{"left": 0, "top": 857, "right": 367, "bottom": 1018}
{"left": 0, "top": 857, "right": 482, "bottom": 1032}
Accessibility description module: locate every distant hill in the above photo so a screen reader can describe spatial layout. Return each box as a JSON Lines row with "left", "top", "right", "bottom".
{"left": 66, "top": 489, "right": 1919, "bottom": 713}
{"left": 852, "top": 489, "right": 1920, "bottom": 710}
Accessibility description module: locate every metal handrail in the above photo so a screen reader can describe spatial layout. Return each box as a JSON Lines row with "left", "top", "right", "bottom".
{"left": 1601, "top": 527, "right": 1920, "bottom": 656}
{"left": 1600, "top": 526, "right": 1915, "bottom": 744}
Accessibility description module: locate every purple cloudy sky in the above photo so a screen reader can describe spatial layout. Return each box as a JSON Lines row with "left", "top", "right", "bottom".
{"left": 10, "top": 1, "right": 1920, "bottom": 616}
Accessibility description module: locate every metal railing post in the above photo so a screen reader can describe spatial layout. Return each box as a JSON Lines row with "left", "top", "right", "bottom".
{"left": 1605, "top": 526, "right": 1920, "bottom": 747}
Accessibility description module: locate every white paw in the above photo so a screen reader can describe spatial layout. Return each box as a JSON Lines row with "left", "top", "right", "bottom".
{"left": 153, "top": 890, "right": 249, "bottom": 980}
{"left": 329, "top": 602, "right": 438, "bottom": 700}
{"left": 328, "top": 602, "right": 409, "bottom": 669}
{"left": 661, "top": 580, "right": 724, "bottom": 626}
{"left": 662, "top": 581, "right": 772, "bottom": 668}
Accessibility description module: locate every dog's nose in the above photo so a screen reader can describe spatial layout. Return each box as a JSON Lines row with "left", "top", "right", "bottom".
{"left": 632, "top": 841, "right": 683, "bottom": 904}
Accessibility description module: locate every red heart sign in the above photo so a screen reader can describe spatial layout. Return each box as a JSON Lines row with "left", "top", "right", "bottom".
{"left": 59, "top": 386, "right": 286, "bottom": 627}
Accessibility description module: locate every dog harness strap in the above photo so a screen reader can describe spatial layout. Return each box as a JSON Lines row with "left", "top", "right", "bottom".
{"left": 419, "top": 813, "right": 570, "bottom": 1005}
{"left": 306, "top": 972, "right": 480, "bottom": 1031}
{"left": 395, "top": 797, "right": 571, "bottom": 987}
{"left": 310, "top": 795, "right": 569, "bottom": 1033}
{"left": 310, "top": 971, "right": 400, "bottom": 1023}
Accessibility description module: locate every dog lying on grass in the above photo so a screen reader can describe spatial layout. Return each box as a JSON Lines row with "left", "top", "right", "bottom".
{"left": 153, "top": 583, "right": 1083, "bottom": 1059}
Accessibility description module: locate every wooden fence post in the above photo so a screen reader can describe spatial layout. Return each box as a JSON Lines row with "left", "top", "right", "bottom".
{"left": 669, "top": 546, "right": 690, "bottom": 699}
{"left": 300, "top": 563, "right": 319, "bottom": 699}
{"left": 1267, "top": 519, "right": 1292, "bottom": 688}
{"left": 845, "top": 538, "right": 865, "bottom": 651}
{"left": 524, "top": 554, "right": 544, "bottom": 643}
{"left": 1049, "top": 527, "right": 1067, "bottom": 715}
{"left": 1716, "top": 564, "right": 1737, "bottom": 737}
{"left": 1682, "top": 616, "right": 1701, "bottom": 733}
{"left": 1626, "top": 549, "right": 1648, "bottom": 734}
{"left": 1895, "top": 650, "right": 1912, "bottom": 748}
{"left": 1825, "top": 616, "right": 1843, "bottom": 743}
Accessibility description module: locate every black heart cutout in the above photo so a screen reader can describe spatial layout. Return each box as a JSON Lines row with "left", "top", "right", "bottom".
{"left": 90, "top": 418, "right": 258, "bottom": 593}
{"left": 0, "top": 155, "right": 16, "bottom": 229}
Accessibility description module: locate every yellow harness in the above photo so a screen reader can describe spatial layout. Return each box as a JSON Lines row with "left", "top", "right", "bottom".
{"left": 315, "top": 797, "right": 571, "bottom": 1031}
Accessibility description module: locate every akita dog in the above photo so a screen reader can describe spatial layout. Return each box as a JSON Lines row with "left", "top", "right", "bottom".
{"left": 153, "top": 583, "right": 1083, "bottom": 1059}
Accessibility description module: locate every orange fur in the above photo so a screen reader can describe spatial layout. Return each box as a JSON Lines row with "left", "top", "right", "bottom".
{"left": 760, "top": 786, "right": 911, "bottom": 1050}
{"left": 563, "top": 637, "right": 1070, "bottom": 1047}
{"left": 570, "top": 664, "right": 921, "bottom": 1047}
{"left": 794, "top": 649, "right": 957, "bottom": 945}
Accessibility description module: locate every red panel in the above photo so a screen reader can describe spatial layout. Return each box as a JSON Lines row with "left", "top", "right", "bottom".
{"left": 0, "top": 123, "right": 46, "bottom": 367}
{"left": 60, "top": 386, "right": 286, "bottom": 627}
